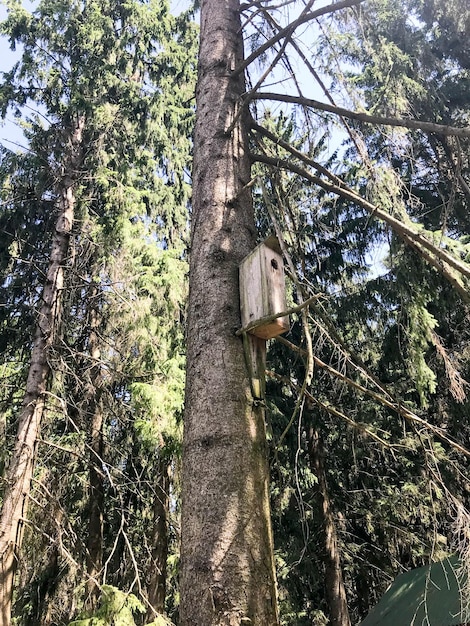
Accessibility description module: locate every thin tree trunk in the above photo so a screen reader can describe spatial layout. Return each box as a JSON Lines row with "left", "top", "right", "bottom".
{"left": 0, "top": 116, "right": 84, "bottom": 625}
{"left": 85, "top": 407, "right": 104, "bottom": 605}
{"left": 179, "top": 1, "right": 279, "bottom": 624}
{"left": 28, "top": 501, "right": 64, "bottom": 626}
{"left": 307, "top": 427, "right": 351, "bottom": 626}
{"left": 146, "top": 456, "right": 170, "bottom": 622}
{"left": 84, "top": 290, "right": 105, "bottom": 609}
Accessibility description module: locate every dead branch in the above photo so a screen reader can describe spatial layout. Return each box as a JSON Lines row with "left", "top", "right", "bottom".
{"left": 234, "top": 0, "right": 365, "bottom": 77}
{"left": 275, "top": 336, "right": 470, "bottom": 458}
{"left": 268, "top": 369, "right": 395, "bottom": 448}
{"left": 251, "top": 151, "right": 470, "bottom": 297}
{"left": 252, "top": 92, "right": 470, "bottom": 137}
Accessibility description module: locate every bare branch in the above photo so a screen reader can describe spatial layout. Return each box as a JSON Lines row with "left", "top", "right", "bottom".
{"left": 235, "top": 294, "right": 322, "bottom": 336}
{"left": 234, "top": 0, "right": 365, "bottom": 77}
{"left": 240, "top": 0, "right": 298, "bottom": 11}
{"left": 251, "top": 151, "right": 470, "bottom": 297}
{"left": 268, "top": 370, "right": 396, "bottom": 448}
{"left": 274, "top": 337, "right": 470, "bottom": 458}
{"left": 252, "top": 121, "right": 340, "bottom": 184}
{"left": 252, "top": 92, "right": 470, "bottom": 137}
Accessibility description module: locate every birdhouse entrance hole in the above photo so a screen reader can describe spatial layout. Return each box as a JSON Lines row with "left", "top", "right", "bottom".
{"left": 239, "top": 236, "right": 289, "bottom": 340}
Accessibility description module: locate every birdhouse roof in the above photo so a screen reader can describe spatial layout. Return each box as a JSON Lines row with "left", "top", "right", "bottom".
{"left": 262, "top": 235, "right": 282, "bottom": 254}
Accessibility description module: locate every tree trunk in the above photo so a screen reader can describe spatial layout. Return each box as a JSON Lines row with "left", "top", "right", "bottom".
{"left": 0, "top": 115, "right": 84, "bottom": 625}
{"left": 146, "top": 456, "right": 170, "bottom": 621}
{"left": 179, "top": 1, "right": 279, "bottom": 625}
{"left": 85, "top": 407, "right": 104, "bottom": 607}
{"left": 307, "top": 427, "right": 351, "bottom": 626}
{"left": 84, "top": 290, "right": 105, "bottom": 609}
{"left": 26, "top": 500, "right": 64, "bottom": 626}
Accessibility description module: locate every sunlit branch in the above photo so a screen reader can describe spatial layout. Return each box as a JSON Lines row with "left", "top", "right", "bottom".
{"left": 235, "top": 294, "right": 322, "bottom": 336}
{"left": 234, "top": 0, "right": 365, "bottom": 77}
{"left": 252, "top": 92, "right": 470, "bottom": 137}
{"left": 250, "top": 151, "right": 470, "bottom": 295}
{"left": 252, "top": 121, "right": 340, "bottom": 184}
{"left": 274, "top": 338, "right": 470, "bottom": 458}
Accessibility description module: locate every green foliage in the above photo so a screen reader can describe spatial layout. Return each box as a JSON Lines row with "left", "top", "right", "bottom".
{"left": 0, "top": 0, "right": 195, "bottom": 622}
{"left": 246, "top": 1, "right": 470, "bottom": 620}
{"left": 2, "top": 0, "right": 470, "bottom": 624}
{"left": 406, "top": 293, "right": 438, "bottom": 406}
{"left": 69, "top": 585, "right": 144, "bottom": 626}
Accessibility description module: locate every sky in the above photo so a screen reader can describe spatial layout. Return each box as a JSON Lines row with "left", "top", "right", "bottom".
{"left": 0, "top": 0, "right": 348, "bottom": 174}
{"left": 0, "top": 3, "right": 24, "bottom": 149}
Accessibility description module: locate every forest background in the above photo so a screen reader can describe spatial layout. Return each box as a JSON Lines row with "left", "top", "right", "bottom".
{"left": 0, "top": 0, "right": 469, "bottom": 625}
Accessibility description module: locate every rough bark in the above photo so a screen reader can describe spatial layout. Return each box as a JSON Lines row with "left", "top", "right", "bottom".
{"left": 307, "top": 428, "right": 351, "bottom": 626}
{"left": 179, "top": 1, "right": 279, "bottom": 624}
{"left": 146, "top": 456, "right": 170, "bottom": 621}
{"left": 25, "top": 501, "right": 64, "bottom": 626}
{"left": 85, "top": 409, "right": 104, "bottom": 606}
{"left": 0, "top": 115, "right": 84, "bottom": 625}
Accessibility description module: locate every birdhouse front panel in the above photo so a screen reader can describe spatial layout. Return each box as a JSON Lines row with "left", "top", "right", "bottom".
{"left": 239, "top": 241, "right": 289, "bottom": 340}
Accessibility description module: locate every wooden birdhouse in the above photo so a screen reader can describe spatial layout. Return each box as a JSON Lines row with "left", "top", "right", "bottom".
{"left": 239, "top": 236, "right": 289, "bottom": 339}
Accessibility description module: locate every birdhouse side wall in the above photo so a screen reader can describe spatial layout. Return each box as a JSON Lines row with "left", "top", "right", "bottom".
{"left": 240, "top": 247, "right": 263, "bottom": 327}
{"left": 239, "top": 243, "right": 289, "bottom": 340}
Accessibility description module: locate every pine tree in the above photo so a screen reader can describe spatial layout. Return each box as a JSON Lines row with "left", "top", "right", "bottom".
{"left": 0, "top": 0, "right": 196, "bottom": 622}
{"left": 179, "top": 0, "right": 279, "bottom": 623}
{"left": 242, "top": 1, "right": 470, "bottom": 622}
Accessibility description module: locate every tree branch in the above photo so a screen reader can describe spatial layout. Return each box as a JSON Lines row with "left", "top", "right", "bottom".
{"left": 440, "top": 136, "right": 470, "bottom": 204}
{"left": 274, "top": 337, "right": 470, "bottom": 458}
{"left": 251, "top": 151, "right": 470, "bottom": 295}
{"left": 240, "top": 0, "right": 298, "bottom": 12}
{"left": 236, "top": 294, "right": 321, "bottom": 336}
{"left": 252, "top": 121, "right": 341, "bottom": 184}
{"left": 398, "top": 231, "right": 470, "bottom": 304}
{"left": 234, "top": 0, "right": 365, "bottom": 77}
{"left": 252, "top": 92, "right": 470, "bottom": 137}
{"left": 268, "top": 370, "right": 397, "bottom": 449}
